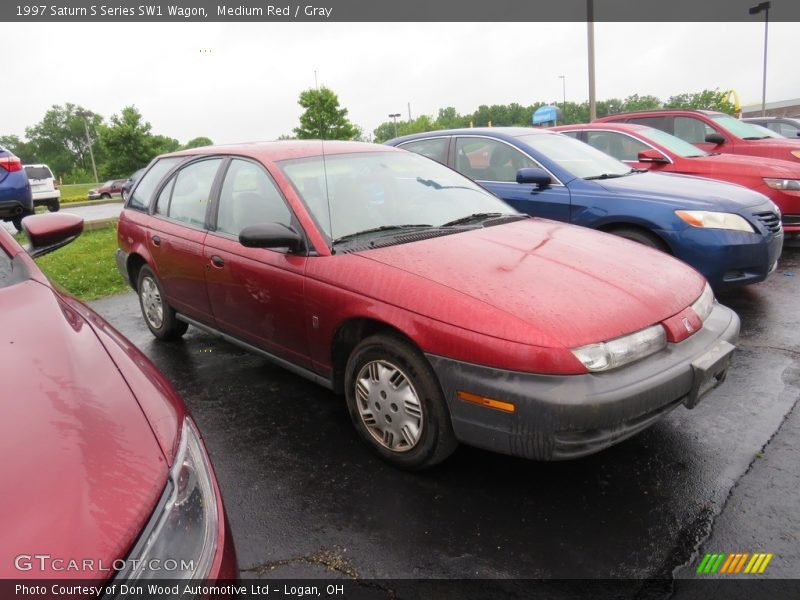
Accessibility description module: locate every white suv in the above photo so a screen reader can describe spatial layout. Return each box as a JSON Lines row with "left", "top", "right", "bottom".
{"left": 24, "top": 164, "right": 60, "bottom": 212}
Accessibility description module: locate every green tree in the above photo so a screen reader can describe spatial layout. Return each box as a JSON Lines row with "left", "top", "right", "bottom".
{"left": 24, "top": 103, "right": 104, "bottom": 178}
{"left": 293, "top": 86, "right": 360, "bottom": 140}
{"left": 621, "top": 94, "right": 662, "bottom": 112}
{"left": 665, "top": 89, "right": 736, "bottom": 114}
{"left": 97, "top": 106, "right": 169, "bottom": 178}
{"left": 373, "top": 115, "right": 440, "bottom": 143}
{"left": 183, "top": 136, "right": 214, "bottom": 149}
{"left": 0, "top": 135, "right": 37, "bottom": 162}
{"left": 435, "top": 107, "right": 469, "bottom": 129}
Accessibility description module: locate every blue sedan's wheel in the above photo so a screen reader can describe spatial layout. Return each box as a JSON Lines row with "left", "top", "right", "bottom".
{"left": 609, "top": 227, "right": 668, "bottom": 252}
{"left": 345, "top": 333, "right": 457, "bottom": 470}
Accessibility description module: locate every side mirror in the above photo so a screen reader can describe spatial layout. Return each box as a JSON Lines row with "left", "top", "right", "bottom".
{"left": 23, "top": 213, "right": 84, "bottom": 258}
{"left": 239, "top": 223, "right": 303, "bottom": 252}
{"left": 516, "top": 167, "right": 552, "bottom": 188}
{"left": 637, "top": 149, "right": 669, "bottom": 164}
{"left": 705, "top": 132, "right": 726, "bottom": 145}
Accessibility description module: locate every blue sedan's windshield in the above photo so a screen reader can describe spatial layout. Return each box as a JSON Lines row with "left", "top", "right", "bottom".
{"left": 515, "top": 132, "right": 632, "bottom": 179}
{"left": 279, "top": 150, "right": 517, "bottom": 243}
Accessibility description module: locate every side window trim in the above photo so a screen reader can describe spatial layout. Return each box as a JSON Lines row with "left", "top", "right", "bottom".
{"left": 149, "top": 156, "right": 226, "bottom": 231}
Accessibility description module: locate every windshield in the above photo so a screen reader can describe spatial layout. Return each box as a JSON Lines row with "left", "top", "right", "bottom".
{"left": 279, "top": 151, "right": 516, "bottom": 243}
{"left": 639, "top": 127, "right": 708, "bottom": 157}
{"left": 515, "top": 132, "right": 631, "bottom": 179}
{"left": 711, "top": 114, "right": 773, "bottom": 139}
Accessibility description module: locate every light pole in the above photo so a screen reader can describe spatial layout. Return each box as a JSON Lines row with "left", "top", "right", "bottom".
{"left": 587, "top": 0, "right": 596, "bottom": 121}
{"left": 558, "top": 75, "right": 566, "bottom": 114}
{"left": 389, "top": 113, "right": 401, "bottom": 138}
{"left": 77, "top": 110, "right": 99, "bottom": 184}
{"left": 749, "top": 1, "right": 770, "bottom": 117}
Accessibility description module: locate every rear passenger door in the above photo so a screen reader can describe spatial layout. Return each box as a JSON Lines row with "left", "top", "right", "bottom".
{"left": 203, "top": 158, "right": 311, "bottom": 368}
{"left": 147, "top": 157, "right": 223, "bottom": 323}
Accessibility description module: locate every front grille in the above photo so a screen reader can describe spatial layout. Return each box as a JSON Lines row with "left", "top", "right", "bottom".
{"left": 782, "top": 214, "right": 800, "bottom": 226}
{"left": 753, "top": 211, "right": 782, "bottom": 234}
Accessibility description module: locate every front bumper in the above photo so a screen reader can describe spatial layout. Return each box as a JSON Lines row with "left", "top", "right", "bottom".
{"left": 426, "top": 302, "right": 740, "bottom": 461}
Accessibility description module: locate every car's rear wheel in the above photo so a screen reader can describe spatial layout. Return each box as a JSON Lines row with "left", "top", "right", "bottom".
{"left": 11, "top": 209, "right": 34, "bottom": 232}
{"left": 344, "top": 333, "right": 457, "bottom": 470}
{"left": 609, "top": 227, "right": 668, "bottom": 252}
{"left": 47, "top": 201, "right": 60, "bottom": 212}
{"left": 101, "top": 193, "right": 111, "bottom": 199}
{"left": 137, "top": 265, "right": 188, "bottom": 341}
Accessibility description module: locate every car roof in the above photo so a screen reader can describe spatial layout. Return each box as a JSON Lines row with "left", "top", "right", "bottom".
{"left": 389, "top": 127, "right": 559, "bottom": 145}
{"left": 160, "top": 140, "right": 401, "bottom": 163}
{"left": 553, "top": 123, "right": 650, "bottom": 132}
{"left": 23, "top": 163, "right": 52, "bottom": 169}
{"left": 598, "top": 109, "right": 723, "bottom": 119}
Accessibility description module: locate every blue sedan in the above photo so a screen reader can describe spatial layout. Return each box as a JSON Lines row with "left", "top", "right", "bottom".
{"left": 387, "top": 128, "right": 783, "bottom": 290}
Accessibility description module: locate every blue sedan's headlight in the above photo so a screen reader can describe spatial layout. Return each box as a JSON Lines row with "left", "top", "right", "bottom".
{"left": 675, "top": 210, "right": 755, "bottom": 233}
{"left": 114, "top": 418, "right": 218, "bottom": 583}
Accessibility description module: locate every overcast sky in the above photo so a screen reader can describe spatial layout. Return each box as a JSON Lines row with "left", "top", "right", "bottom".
{"left": 1, "top": 21, "right": 795, "bottom": 144}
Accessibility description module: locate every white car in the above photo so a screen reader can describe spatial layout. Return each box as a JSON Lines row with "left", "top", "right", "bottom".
{"left": 23, "top": 164, "right": 60, "bottom": 212}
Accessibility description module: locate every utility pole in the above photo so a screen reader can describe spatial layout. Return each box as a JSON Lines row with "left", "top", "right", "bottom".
{"left": 587, "top": 0, "right": 597, "bottom": 121}
{"left": 749, "top": 2, "right": 771, "bottom": 117}
{"left": 389, "top": 113, "right": 401, "bottom": 138}
{"left": 77, "top": 110, "right": 99, "bottom": 184}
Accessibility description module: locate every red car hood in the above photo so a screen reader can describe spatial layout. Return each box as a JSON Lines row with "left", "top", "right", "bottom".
{"left": 354, "top": 219, "right": 705, "bottom": 348}
{"left": 0, "top": 280, "right": 167, "bottom": 579}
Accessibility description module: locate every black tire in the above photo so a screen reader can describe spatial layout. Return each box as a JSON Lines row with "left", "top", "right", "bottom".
{"left": 344, "top": 333, "right": 457, "bottom": 470}
{"left": 101, "top": 193, "right": 111, "bottom": 199}
{"left": 137, "top": 265, "right": 188, "bottom": 341}
{"left": 609, "top": 227, "right": 669, "bottom": 252}
{"left": 11, "top": 209, "right": 34, "bottom": 232}
{"left": 47, "top": 201, "right": 60, "bottom": 212}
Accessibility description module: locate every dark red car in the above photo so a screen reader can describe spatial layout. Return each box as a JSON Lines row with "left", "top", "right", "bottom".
{"left": 594, "top": 109, "right": 800, "bottom": 164}
{"left": 116, "top": 141, "right": 739, "bottom": 469}
{"left": 552, "top": 122, "right": 800, "bottom": 235}
{"left": 0, "top": 213, "right": 237, "bottom": 581}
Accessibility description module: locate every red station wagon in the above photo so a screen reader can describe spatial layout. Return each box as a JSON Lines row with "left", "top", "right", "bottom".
{"left": 116, "top": 141, "right": 740, "bottom": 469}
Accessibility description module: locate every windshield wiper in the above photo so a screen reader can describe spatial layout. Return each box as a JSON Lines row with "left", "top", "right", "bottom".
{"left": 332, "top": 224, "right": 432, "bottom": 245}
{"left": 628, "top": 167, "right": 649, "bottom": 174}
{"left": 416, "top": 177, "right": 481, "bottom": 192}
{"left": 440, "top": 212, "right": 519, "bottom": 227}
{"left": 743, "top": 136, "right": 770, "bottom": 140}
{"left": 584, "top": 172, "right": 628, "bottom": 180}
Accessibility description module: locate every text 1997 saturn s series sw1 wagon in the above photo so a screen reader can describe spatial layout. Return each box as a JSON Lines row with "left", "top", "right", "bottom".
{"left": 116, "top": 141, "right": 740, "bottom": 470}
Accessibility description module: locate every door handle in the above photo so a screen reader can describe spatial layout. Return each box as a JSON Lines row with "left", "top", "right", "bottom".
{"left": 211, "top": 255, "right": 225, "bottom": 268}
{"left": 151, "top": 235, "right": 161, "bottom": 246}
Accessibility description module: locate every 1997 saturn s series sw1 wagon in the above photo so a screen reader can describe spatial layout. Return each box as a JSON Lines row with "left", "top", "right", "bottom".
{"left": 116, "top": 141, "right": 739, "bottom": 470}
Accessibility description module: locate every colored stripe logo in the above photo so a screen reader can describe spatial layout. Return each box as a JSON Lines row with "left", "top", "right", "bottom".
{"left": 696, "top": 552, "right": 773, "bottom": 574}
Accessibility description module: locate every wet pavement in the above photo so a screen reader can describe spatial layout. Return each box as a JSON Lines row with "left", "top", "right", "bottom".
{"left": 88, "top": 246, "right": 800, "bottom": 589}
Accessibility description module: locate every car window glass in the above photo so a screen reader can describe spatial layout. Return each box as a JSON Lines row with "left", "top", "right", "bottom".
{"left": 167, "top": 158, "right": 222, "bottom": 227}
{"left": 128, "top": 157, "right": 183, "bottom": 211}
{"left": 154, "top": 177, "right": 175, "bottom": 215}
{"left": 777, "top": 123, "right": 800, "bottom": 137}
{"left": 216, "top": 159, "right": 292, "bottom": 237}
{"left": 674, "top": 117, "right": 715, "bottom": 144}
{"left": 454, "top": 138, "right": 538, "bottom": 182}
{"left": 24, "top": 166, "right": 53, "bottom": 180}
{"left": 559, "top": 131, "right": 579, "bottom": 139}
{"left": 586, "top": 131, "right": 648, "bottom": 161}
{"left": 399, "top": 138, "right": 449, "bottom": 165}
{"left": 626, "top": 116, "right": 668, "bottom": 132}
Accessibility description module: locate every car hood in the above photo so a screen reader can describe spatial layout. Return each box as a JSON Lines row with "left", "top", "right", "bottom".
{"left": 686, "top": 153, "right": 800, "bottom": 178}
{"left": 0, "top": 280, "right": 167, "bottom": 579}
{"left": 351, "top": 219, "right": 705, "bottom": 349}
{"left": 591, "top": 171, "right": 770, "bottom": 210}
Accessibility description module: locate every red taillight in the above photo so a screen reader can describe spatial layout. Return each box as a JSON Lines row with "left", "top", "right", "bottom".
{"left": 0, "top": 154, "right": 22, "bottom": 172}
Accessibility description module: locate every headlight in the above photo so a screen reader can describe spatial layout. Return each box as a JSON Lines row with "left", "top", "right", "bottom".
{"left": 763, "top": 178, "right": 800, "bottom": 191}
{"left": 114, "top": 418, "right": 218, "bottom": 583}
{"left": 572, "top": 324, "right": 666, "bottom": 372}
{"left": 790, "top": 150, "right": 800, "bottom": 160}
{"left": 675, "top": 210, "right": 755, "bottom": 232}
{"left": 691, "top": 282, "right": 715, "bottom": 322}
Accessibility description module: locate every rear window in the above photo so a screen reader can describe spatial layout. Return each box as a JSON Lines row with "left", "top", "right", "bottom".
{"left": 127, "top": 157, "right": 184, "bottom": 211}
{"left": 24, "top": 166, "right": 53, "bottom": 180}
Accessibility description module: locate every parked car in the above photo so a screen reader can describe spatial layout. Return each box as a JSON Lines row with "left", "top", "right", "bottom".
{"left": 88, "top": 178, "right": 127, "bottom": 200}
{"left": 0, "top": 145, "right": 33, "bottom": 231}
{"left": 122, "top": 167, "right": 146, "bottom": 201}
{"left": 23, "top": 163, "right": 60, "bottom": 212}
{"left": 0, "top": 212, "right": 237, "bottom": 580}
{"left": 594, "top": 109, "right": 800, "bottom": 163}
{"left": 551, "top": 122, "right": 800, "bottom": 235}
{"left": 388, "top": 128, "right": 783, "bottom": 290}
{"left": 742, "top": 116, "right": 800, "bottom": 138}
{"left": 117, "top": 141, "right": 739, "bottom": 469}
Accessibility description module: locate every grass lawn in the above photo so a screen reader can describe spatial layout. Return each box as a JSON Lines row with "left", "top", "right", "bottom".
{"left": 59, "top": 183, "right": 96, "bottom": 203}
{"left": 33, "top": 223, "right": 130, "bottom": 301}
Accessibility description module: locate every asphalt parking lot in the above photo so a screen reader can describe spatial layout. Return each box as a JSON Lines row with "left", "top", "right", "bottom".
{"left": 89, "top": 245, "right": 800, "bottom": 594}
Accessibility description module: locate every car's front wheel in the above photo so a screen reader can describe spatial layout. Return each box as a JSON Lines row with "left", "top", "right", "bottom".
{"left": 47, "top": 201, "right": 60, "bottom": 212}
{"left": 344, "top": 333, "right": 457, "bottom": 470}
{"left": 137, "top": 265, "right": 188, "bottom": 341}
{"left": 101, "top": 193, "right": 111, "bottom": 199}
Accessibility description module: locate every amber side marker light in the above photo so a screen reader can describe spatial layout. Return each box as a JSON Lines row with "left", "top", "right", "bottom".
{"left": 457, "top": 391, "right": 516, "bottom": 413}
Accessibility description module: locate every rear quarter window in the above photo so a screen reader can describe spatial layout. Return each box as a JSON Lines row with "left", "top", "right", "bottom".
{"left": 127, "top": 157, "right": 184, "bottom": 211}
